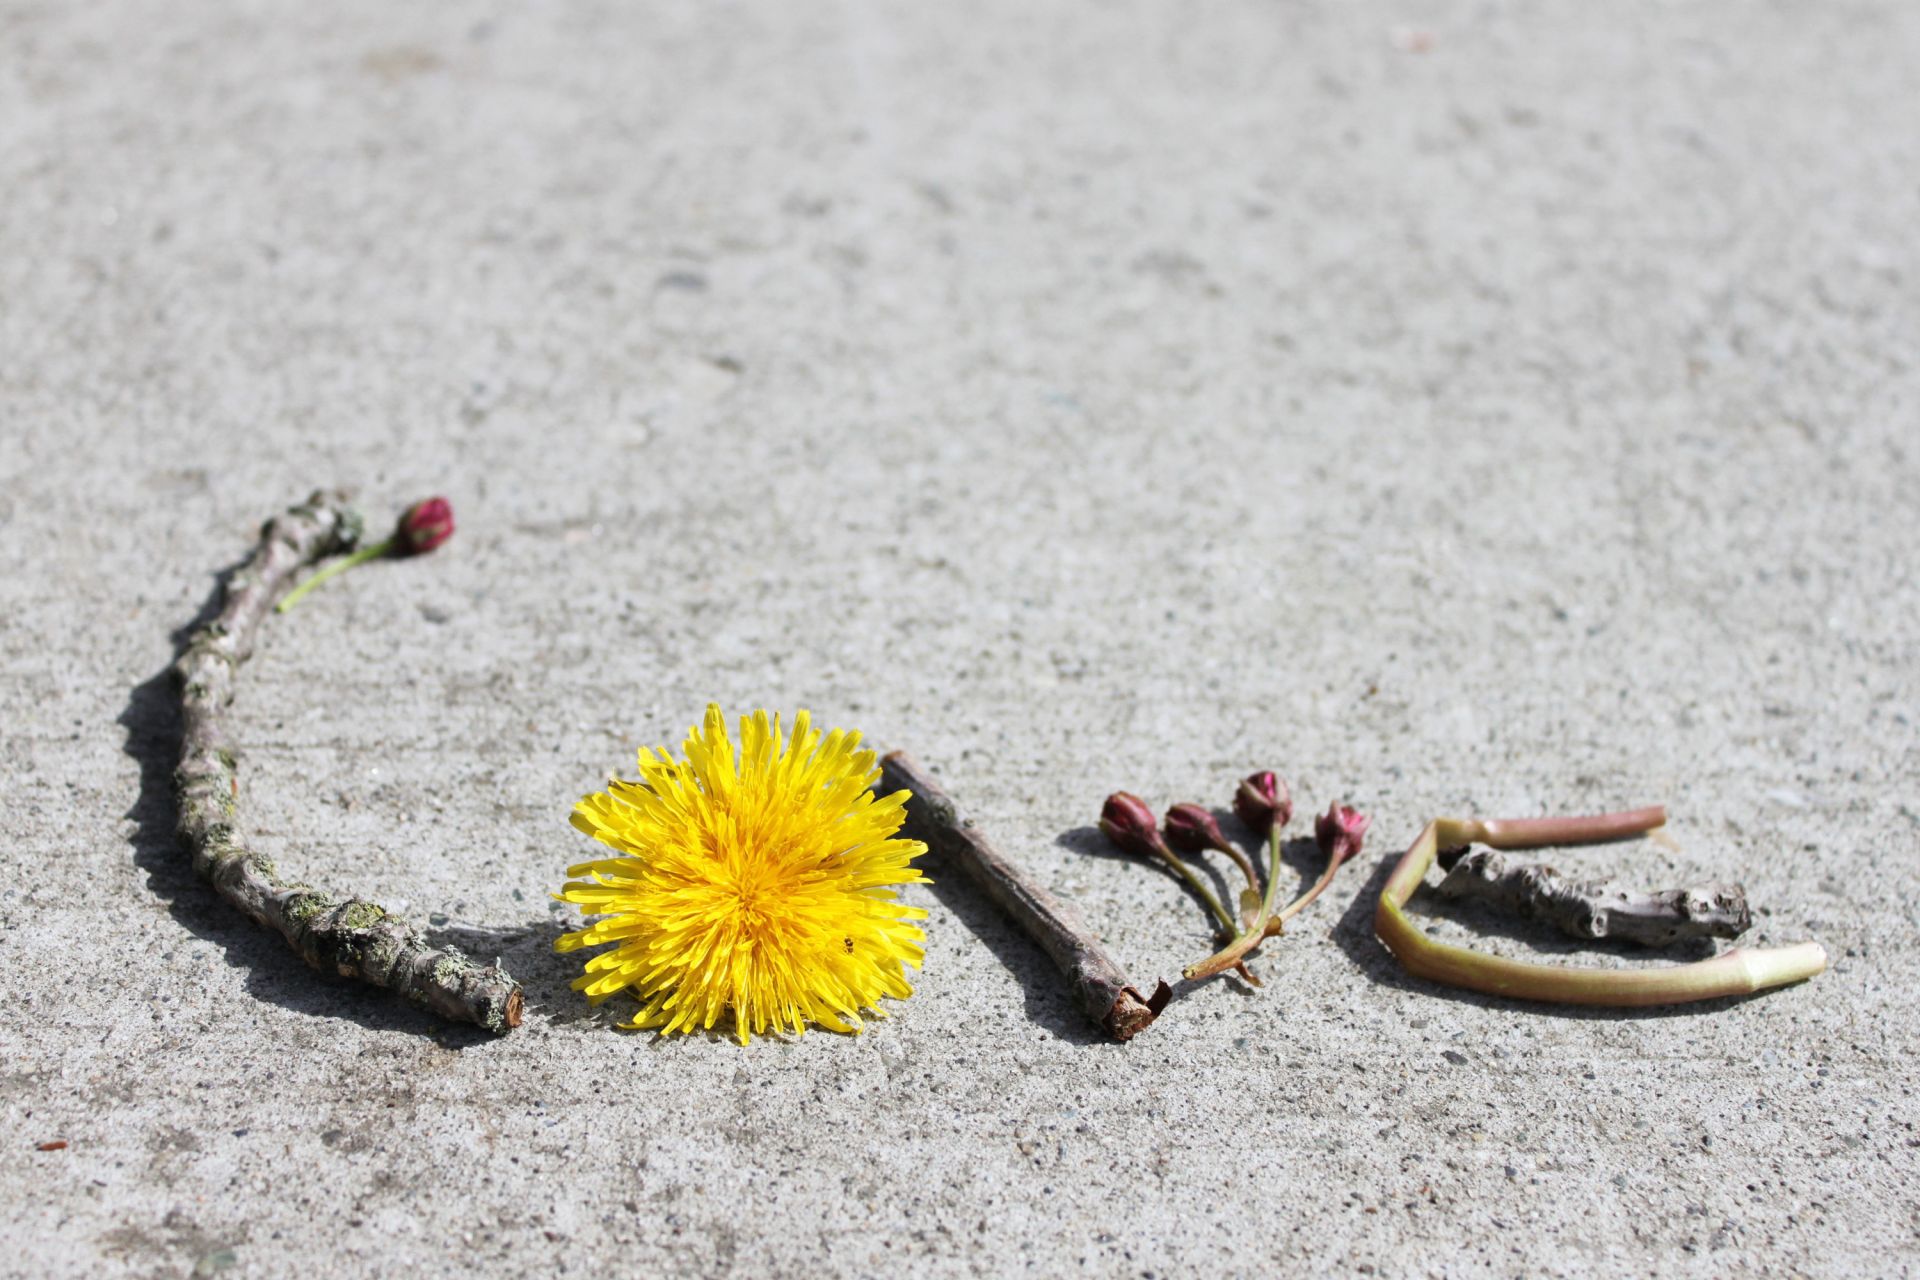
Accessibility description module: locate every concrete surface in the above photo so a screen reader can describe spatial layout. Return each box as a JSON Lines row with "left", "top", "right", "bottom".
{"left": 3, "top": 2, "right": 1917, "bottom": 1275}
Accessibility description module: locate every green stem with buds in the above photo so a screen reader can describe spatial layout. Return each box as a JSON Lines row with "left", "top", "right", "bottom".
{"left": 1215, "top": 843, "right": 1261, "bottom": 900}
{"left": 1265, "top": 847, "right": 1352, "bottom": 936}
{"left": 1183, "top": 823, "right": 1287, "bottom": 981}
{"left": 1157, "top": 847, "right": 1240, "bottom": 938}
{"left": 1374, "top": 808, "right": 1828, "bottom": 1005}
{"left": 274, "top": 538, "right": 396, "bottom": 613}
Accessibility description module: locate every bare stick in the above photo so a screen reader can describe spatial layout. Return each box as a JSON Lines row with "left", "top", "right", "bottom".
{"left": 1435, "top": 846, "right": 1751, "bottom": 947}
{"left": 172, "top": 490, "right": 523, "bottom": 1033}
{"left": 880, "top": 751, "right": 1171, "bottom": 1041}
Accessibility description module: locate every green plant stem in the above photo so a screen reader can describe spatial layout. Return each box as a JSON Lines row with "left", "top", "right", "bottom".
{"left": 1183, "top": 824, "right": 1286, "bottom": 981}
{"left": 1261, "top": 847, "right": 1353, "bottom": 937}
{"left": 1157, "top": 847, "right": 1239, "bottom": 937}
{"left": 1374, "top": 808, "right": 1828, "bottom": 1005}
{"left": 1211, "top": 840, "right": 1261, "bottom": 898}
{"left": 274, "top": 537, "right": 394, "bottom": 613}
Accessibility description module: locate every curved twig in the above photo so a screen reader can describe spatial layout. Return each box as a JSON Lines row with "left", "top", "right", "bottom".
{"left": 172, "top": 490, "right": 523, "bottom": 1033}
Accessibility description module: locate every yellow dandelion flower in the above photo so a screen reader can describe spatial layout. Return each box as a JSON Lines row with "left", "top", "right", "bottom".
{"left": 556, "top": 704, "right": 929, "bottom": 1043}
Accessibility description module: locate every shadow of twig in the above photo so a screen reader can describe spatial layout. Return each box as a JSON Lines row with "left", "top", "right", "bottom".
{"left": 921, "top": 852, "right": 1111, "bottom": 1048}
{"left": 425, "top": 918, "right": 624, "bottom": 1030}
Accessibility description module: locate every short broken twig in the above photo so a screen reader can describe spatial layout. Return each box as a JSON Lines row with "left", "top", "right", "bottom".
{"left": 1435, "top": 846, "right": 1751, "bottom": 947}
{"left": 881, "top": 751, "right": 1171, "bottom": 1041}
{"left": 172, "top": 490, "right": 523, "bottom": 1033}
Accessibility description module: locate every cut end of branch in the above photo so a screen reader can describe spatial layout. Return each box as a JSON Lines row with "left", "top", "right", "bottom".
{"left": 495, "top": 984, "right": 526, "bottom": 1033}
{"left": 1106, "top": 981, "right": 1173, "bottom": 1041}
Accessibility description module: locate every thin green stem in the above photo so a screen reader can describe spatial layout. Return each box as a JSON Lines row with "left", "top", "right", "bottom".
{"left": 1183, "top": 824, "right": 1285, "bottom": 981}
{"left": 274, "top": 538, "right": 394, "bottom": 613}
{"left": 1157, "top": 846, "right": 1238, "bottom": 937}
{"left": 1267, "top": 849, "right": 1351, "bottom": 934}
{"left": 1212, "top": 840, "right": 1261, "bottom": 899}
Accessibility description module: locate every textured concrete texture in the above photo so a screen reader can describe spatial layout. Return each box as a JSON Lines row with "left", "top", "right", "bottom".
{"left": 3, "top": 2, "right": 1917, "bottom": 1276}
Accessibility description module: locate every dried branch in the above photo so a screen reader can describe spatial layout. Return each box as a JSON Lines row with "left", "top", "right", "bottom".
{"left": 881, "top": 751, "right": 1170, "bottom": 1041}
{"left": 1435, "top": 846, "right": 1751, "bottom": 947}
{"left": 172, "top": 490, "right": 523, "bottom": 1033}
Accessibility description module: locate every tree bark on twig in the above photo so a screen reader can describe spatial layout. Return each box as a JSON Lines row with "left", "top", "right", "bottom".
{"left": 1435, "top": 845, "right": 1750, "bottom": 948}
{"left": 880, "top": 752, "right": 1170, "bottom": 1042}
{"left": 172, "top": 490, "right": 523, "bottom": 1033}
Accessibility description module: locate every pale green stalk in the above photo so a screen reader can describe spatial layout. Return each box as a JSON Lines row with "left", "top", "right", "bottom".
{"left": 275, "top": 538, "right": 395, "bottom": 613}
{"left": 1183, "top": 822, "right": 1286, "bottom": 981}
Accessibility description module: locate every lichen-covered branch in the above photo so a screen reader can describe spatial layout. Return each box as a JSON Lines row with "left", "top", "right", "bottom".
{"left": 171, "top": 490, "right": 523, "bottom": 1033}
{"left": 1435, "top": 846, "right": 1750, "bottom": 947}
{"left": 880, "top": 752, "right": 1170, "bottom": 1041}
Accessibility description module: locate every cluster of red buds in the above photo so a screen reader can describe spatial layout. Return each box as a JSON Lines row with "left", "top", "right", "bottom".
{"left": 1098, "top": 771, "right": 1370, "bottom": 987}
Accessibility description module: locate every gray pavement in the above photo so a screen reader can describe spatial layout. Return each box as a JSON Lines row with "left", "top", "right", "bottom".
{"left": 3, "top": 2, "right": 1917, "bottom": 1275}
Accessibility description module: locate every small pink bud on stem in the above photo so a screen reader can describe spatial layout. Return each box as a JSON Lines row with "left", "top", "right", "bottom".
{"left": 276, "top": 495, "right": 456, "bottom": 613}
{"left": 1162, "top": 803, "right": 1228, "bottom": 856}
{"left": 397, "top": 496, "right": 455, "bottom": 554}
{"left": 1101, "top": 792, "right": 1245, "bottom": 967}
{"left": 1314, "top": 803, "right": 1370, "bottom": 866}
{"left": 1260, "top": 801, "right": 1372, "bottom": 936}
{"left": 1233, "top": 770, "right": 1293, "bottom": 836}
{"left": 1164, "top": 803, "right": 1260, "bottom": 901}
{"left": 1099, "top": 792, "right": 1166, "bottom": 861}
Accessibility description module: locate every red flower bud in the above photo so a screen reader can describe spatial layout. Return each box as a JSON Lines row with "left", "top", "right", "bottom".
{"left": 1100, "top": 791, "right": 1167, "bottom": 860}
{"left": 397, "top": 496, "right": 454, "bottom": 555}
{"left": 1163, "top": 803, "right": 1232, "bottom": 856}
{"left": 1314, "top": 802, "right": 1370, "bottom": 864}
{"left": 1232, "top": 770, "right": 1293, "bottom": 835}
